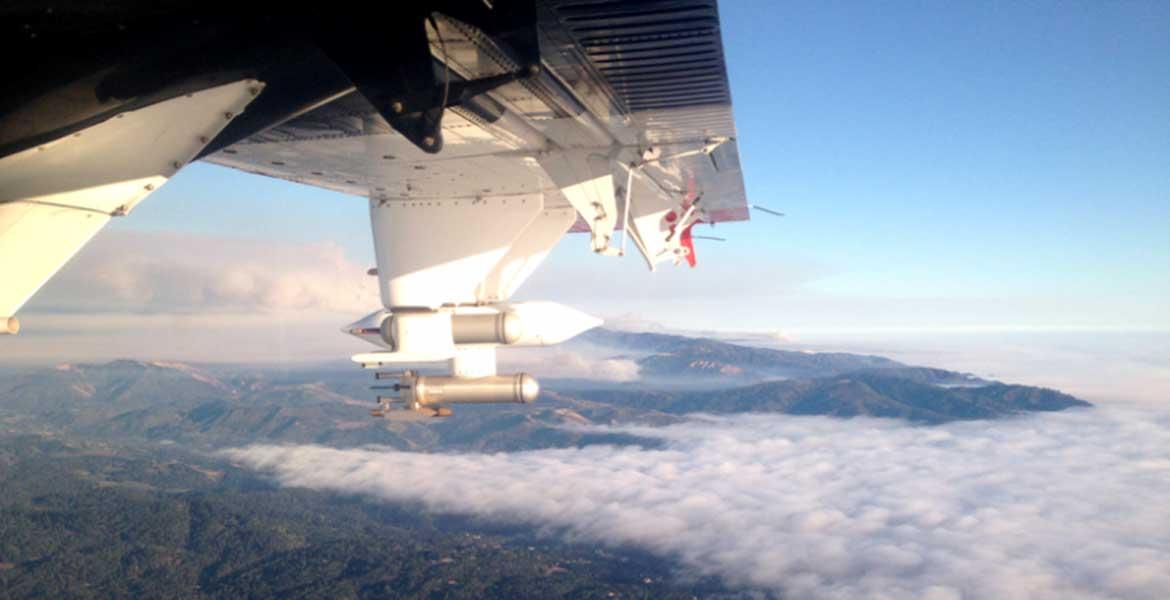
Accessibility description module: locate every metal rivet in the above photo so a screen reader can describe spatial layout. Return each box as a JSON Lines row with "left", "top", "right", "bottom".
{"left": 224, "top": 112, "right": 234, "bottom": 120}
{"left": 144, "top": 183, "right": 155, "bottom": 191}
{"left": 390, "top": 101, "right": 404, "bottom": 114}
{"left": 422, "top": 136, "right": 435, "bottom": 147}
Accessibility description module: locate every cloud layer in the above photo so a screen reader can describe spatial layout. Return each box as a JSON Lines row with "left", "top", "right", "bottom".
{"left": 226, "top": 407, "right": 1170, "bottom": 599}
{"left": 31, "top": 230, "right": 378, "bottom": 314}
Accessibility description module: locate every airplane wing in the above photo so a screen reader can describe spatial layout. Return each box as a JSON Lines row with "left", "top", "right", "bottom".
{"left": 203, "top": 3, "right": 748, "bottom": 264}
{"left": 0, "top": 1, "right": 748, "bottom": 416}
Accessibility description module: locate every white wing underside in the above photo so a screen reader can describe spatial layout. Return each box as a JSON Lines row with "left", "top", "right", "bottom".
{"left": 204, "top": 14, "right": 747, "bottom": 216}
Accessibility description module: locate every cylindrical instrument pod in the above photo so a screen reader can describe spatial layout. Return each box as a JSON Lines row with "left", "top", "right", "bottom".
{"left": 450, "top": 312, "right": 523, "bottom": 344}
{"left": 379, "top": 311, "right": 522, "bottom": 348}
{"left": 403, "top": 373, "right": 539, "bottom": 406}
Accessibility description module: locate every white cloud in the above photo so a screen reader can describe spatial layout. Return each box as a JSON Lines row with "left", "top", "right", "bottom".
{"left": 3, "top": 230, "right": 380, "bottom": 363}
{"left": 30, "top": 230, "right": 378, "bottom": 314}
{"left": 498, "top": 347, "right": 641, "bottom": 382}
{"left": 226, "top": 407, "right": 1170, "bottom": 600}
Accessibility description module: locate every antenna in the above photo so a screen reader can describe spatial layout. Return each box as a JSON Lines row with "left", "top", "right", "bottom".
{"left": 751, "top": 205, "right": 785, "bottom": 217}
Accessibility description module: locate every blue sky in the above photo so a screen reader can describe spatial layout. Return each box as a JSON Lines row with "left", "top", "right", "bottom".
{"left": 55, "top": 1, "right": 1170, "bottom": 340}
{"left": 719, "top": 0, "right": 1170, "bottom": 302}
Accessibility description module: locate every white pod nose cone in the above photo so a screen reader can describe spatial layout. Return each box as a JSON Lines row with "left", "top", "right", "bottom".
{"left": 508, "top": 301, "right": 602, "bottom": 346}
{"left": 342, "top": 310, "right": 391, "bottom": 348}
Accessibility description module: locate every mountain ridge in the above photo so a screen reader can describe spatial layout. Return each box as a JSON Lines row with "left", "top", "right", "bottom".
{"left": 1, "top": 328, "right": 1091, "bottom": 452}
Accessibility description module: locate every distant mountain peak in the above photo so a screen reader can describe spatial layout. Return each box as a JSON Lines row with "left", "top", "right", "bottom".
{"left": 578, "top": 327, "right": 904, "bottom": 383}
{"left": 142, "top": 361, "right": 225, "bottom": 387}
{"left": 54, "top": 360, "right": 238, "bottom": 390}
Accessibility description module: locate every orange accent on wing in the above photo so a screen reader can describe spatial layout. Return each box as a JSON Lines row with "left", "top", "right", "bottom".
{"left": 680, "top": 222, "right": 697, "bottom": 267}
